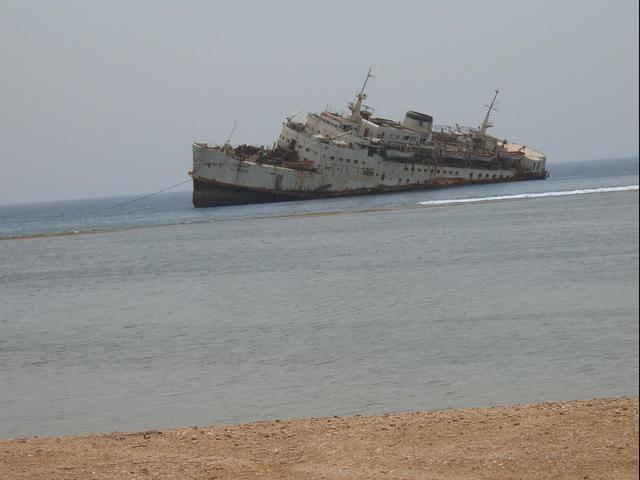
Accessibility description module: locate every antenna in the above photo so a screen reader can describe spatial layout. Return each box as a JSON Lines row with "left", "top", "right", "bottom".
{"left": 226, "top": 120, "right": 238, "bottom": 145}
{"left": 349, "top": 67, "right": 377, "bottom": 121}
{"left": 286, "top": 109, "right": 303, "bottom": 123}
{"left": 479, "top": 89, "right": 499, "bottom": 135}
{"left": 358, "top": 66, "right": 377, "bottom": 99}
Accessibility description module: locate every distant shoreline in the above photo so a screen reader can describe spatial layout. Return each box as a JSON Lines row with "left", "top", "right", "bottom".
{"left": 2, "top": 396, "right": 637, "bottom": 479}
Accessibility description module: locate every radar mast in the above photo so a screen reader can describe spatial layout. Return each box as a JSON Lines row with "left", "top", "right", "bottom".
{"left": 479, "top": 89, "right": 500, "bottom": 136}
{"left": 348, "top": 67, "right": 376, "bottom": 122}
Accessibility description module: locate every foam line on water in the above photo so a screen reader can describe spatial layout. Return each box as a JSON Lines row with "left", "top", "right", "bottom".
{"left": 418, "top": 185, "right": 639, "bottom": 206}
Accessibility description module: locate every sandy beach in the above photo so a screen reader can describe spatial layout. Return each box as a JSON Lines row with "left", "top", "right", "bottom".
{"left": 1, "top": 396, "right": 637, "bottom": 479}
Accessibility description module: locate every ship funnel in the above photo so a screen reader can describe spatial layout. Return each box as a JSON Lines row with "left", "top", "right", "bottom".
{"left": 402, "top": 111, "right": 433, "bottom": 133}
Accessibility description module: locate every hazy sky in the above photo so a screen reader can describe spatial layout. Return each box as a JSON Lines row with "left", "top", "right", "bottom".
{"left": 1, "top": 0, "right": 638, "bottom": 204}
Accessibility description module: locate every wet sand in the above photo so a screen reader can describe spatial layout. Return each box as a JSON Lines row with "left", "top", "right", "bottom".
{"left": 1, "top": 396, "right": 637, "bottom": 479}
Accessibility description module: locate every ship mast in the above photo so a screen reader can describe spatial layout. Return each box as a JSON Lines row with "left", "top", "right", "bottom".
{"left": 348, "top": 67, "right": 375, "bottom": 122}
{"left": 479, "top": 89, "right": 499, "bottom": 136}
{"left": 223, "top": 120, "right": 238, "bottom": 154}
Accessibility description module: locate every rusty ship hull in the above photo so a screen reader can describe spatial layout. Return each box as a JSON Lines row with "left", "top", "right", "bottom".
{"left": 191, "top": 158, "right": 547, "bottom": 208}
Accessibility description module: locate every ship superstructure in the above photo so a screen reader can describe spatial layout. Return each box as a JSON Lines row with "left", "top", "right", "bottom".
{"left": 190, "top": 71, "right": 547, "bottom": 207}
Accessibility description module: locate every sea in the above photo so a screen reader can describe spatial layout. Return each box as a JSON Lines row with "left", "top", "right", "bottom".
{"left": 0, "top": 157, "right": 638, "bottom": 439}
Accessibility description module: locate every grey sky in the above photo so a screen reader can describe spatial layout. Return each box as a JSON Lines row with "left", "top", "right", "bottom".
{"left": 1, "top": 0, "right": 638, "bottom": 204}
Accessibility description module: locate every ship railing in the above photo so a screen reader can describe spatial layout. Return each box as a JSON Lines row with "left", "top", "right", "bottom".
{"left": 194, "top": 142, "right": 273, "bottom": 153}
{"left": 433, "top": 124, "right": 476, "bottom": 135}
{"left": 193, "top": 142, "right": 227, "bottom": 150}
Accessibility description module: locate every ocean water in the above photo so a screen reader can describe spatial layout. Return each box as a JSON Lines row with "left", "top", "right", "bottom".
{"left": 1, "top": 157, "right": 638, "bottom": 240}
{"left": 0, "top": 157, "right": 638, "bottom": 439}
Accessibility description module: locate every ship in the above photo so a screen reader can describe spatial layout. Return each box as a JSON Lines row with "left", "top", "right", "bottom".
{"left": 190, "top": 70, "right": 547, "bottom": 208}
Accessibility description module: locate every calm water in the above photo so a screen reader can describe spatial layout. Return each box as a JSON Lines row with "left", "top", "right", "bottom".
{"left": 0, "top": 157, "right": 638, "bottom": 439}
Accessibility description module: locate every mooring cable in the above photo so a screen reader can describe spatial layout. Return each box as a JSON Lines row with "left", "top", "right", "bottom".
{"left": 97, "top": 178, "right": 192, "bottom": 213}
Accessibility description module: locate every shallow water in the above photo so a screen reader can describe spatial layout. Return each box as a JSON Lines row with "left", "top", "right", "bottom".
{"left": 0, "top": 158, "right": 638, "bottom": 438}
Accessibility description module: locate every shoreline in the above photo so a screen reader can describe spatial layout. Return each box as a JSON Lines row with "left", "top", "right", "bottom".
{"left": 2, "top": 396, "right": 637, "bottom": 479}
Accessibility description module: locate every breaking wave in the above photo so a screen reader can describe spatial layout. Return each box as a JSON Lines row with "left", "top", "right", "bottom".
{"left": 418, "top": 185, "right": 639, "bottom": 206}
